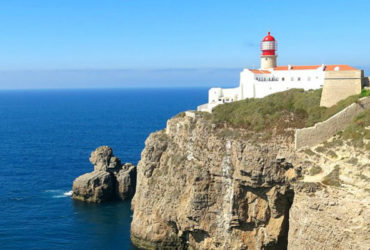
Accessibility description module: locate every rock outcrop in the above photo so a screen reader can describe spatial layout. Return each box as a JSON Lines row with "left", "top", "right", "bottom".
{"left": 72, "top": 146, "right": 136, "bottom": 203}
{"left": 131, "top": 111, "right": 370, "bottom": 249}
{"left": 72, "top": 171, "right": 116, "bottom": 203}
{"left": 116, "top": 163, "right": 136, "bottom": 201}
{"left": 288, "top": 138, "right": 370, "bottom": 250}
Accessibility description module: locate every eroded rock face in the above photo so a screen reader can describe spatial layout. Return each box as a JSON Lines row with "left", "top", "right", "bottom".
{"left": 72, "top": 171, "right": 115, "bottom": 203}
{"left": 72, "top": 146, "right": 136, "bottom": 203}
{"left": 288, "top": 140, "right": 370, "bottom": 250}
{"left": 289, "top": 183, "right": 370, "bottom": 250}
{"left": 131, "top": 112, "right": 370, "bottom": 249}
{"left": 116, "top": 163, "right": 136, "bottom": 201}
{"left": 89, "top": 145, "right": 122, "bottom": 173}
{"left": 131, "top": 113, "right": 297, "bottom": 249}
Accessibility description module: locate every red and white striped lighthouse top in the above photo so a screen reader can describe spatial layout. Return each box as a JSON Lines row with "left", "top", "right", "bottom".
{"left": 261, "top": 32, "right": 277, "bottom": 56}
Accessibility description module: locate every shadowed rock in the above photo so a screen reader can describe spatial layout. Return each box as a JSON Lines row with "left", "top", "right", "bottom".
{"left": 116, "top": 163, "right": 136, "bottom": 200}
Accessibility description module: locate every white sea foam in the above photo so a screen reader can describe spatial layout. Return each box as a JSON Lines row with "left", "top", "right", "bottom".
{"left": 64, "top": 190, "right": 73, "bottom": 196}
{"left": 48, "top": 190, "right": 73, "bottom": 198}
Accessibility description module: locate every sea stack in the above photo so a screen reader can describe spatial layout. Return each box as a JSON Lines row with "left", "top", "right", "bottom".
{"left": 72, "top": 146, "right": 136, "bottom": 203}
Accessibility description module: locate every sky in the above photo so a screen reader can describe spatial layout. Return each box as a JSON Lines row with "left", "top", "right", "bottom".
{"left": 0, "top": 0, "right": 369, "bottom": 89}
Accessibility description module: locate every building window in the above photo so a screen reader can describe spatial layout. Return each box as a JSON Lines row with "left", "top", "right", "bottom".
{"left": 298, "top": 77, "right": 301, "bottom": 81}
{"left": 282, "top": 77, "right": 285, "bottom": 81}
{"left": 291, "top": 77, "right": 294, "bottom": 81}
{"left": 307, "top": 77, "right": 311, "bottom": 81}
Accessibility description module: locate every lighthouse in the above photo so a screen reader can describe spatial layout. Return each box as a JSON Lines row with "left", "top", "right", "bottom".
{"left": 197, "top": 31, "right": 363, "bottom": 112}
{"left": 260, "top": 32, "right": 277, "bottom": 69}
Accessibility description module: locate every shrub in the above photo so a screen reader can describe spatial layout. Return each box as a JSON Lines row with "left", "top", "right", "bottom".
{"left": 327, "top": 150, "right": 338, "bottom": 158}
{"left": 360, "top": 89, "right": 370, "bottom": 97}
{"left": 322, "top": 166, "right": 341, "bottom": 187}
{"left": 346, "top": 157, "right": 358, "bottom": 165}
{"left": 341, "top": 109, "right": 370, "bottom": 149}
{"left": 315, "top": 146, "right": 326, "bottom": 153}
{"left": 309, "top": 165, "right": 322, "bottom": 176}
{"left": 304, "top": 148, "right": 315, "bottom": 156}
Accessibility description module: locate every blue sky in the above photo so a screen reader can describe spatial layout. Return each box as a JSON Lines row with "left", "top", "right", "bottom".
{"left": 0, "top": 0, "right": 369, "bottom": 89}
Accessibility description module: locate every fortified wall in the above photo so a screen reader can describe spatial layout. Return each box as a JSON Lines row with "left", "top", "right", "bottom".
{"left": 295, "top": 96, "right": 370, "bottom": 149}
{"left": 320, "top": 70, "right": 363, "bottom": 107}
{"left": 364, "top": 77, "right": 370, "bottom": 89}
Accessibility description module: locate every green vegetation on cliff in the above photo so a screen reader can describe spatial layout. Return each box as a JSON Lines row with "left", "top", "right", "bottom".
{"left": 210, "top": 88, "right": 366, "bottom": 133}
{"left": 340, "top": 109, "right": 370, "bottom": 149}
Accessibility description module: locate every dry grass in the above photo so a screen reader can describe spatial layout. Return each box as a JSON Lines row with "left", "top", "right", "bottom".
{"left": 340, "top": 109, "right": 370, "bottom": 150}
{"left": 210, "top": 88, "right": 365, "bottom": 135}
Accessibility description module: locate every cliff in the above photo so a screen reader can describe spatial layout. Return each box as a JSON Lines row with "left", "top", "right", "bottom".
{"left": 131, "top": 109, "right": 370, "bottom": 249}
{"left": 131, "top": 112, "right": 298, "bottom": 249}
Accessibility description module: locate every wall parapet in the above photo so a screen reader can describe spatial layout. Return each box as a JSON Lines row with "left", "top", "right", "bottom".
{"left": 295, "top": 97, "right": 370, "bottom": 149}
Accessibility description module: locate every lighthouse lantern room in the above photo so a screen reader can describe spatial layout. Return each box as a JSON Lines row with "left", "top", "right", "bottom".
{"left": 260, "top": 32, "right": 277, "bottom": 69}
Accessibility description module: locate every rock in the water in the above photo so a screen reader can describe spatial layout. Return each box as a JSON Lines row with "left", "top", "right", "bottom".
{"left": 72, "top": 171, "right": 115, "bottom": 203}
{"left": 72, "top": 146, "right": 136, "bottom": 203}
{"left": 116, "top": 163, "right": 136, "bottom": 200}
{"left": 89, "top": 146, "right": 122, "bottom": 173}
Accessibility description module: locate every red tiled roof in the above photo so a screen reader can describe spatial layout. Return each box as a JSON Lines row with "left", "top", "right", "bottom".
{"left": 324, "top": 65, "right": 357, "bottom": 71}
{"left": 250, "top": 69, "right": 271, "bottom": 74}
{"left": 273, "top": 64, "right": 357, "bottom": 71}
{"left": 274, "top": 65, "right": 320, "bottom": 70}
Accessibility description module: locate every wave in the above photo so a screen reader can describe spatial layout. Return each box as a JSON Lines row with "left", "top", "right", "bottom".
{"left": 45, "top": 189, "right": 73, "bottom": 198}
{"left": 64, "top": 190, "right": 73, "bottom": 196}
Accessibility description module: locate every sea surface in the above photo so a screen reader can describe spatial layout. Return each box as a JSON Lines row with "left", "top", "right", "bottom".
{"left": 0, "top": 88, "right": 207, "bottom": 250}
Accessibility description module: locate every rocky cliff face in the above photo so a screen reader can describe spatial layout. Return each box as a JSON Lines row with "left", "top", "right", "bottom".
{"left": 131, "top": 113, "right": 370, "bottom": 250}
{"left": 131, "top": 113, "right": 299, "bottom": 249}
{"left": 288, "top": 138, "right": 370, "bottom": 250}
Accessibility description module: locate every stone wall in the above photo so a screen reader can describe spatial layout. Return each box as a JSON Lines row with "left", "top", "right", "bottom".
{"left": 320, "top": 70, "right": 363, "bottom": 107}
{"left": 295, "top": 97, "right": 370, "bottom": 149}
{"left": 364, "top": 77, "right": 370, "bottom": 88}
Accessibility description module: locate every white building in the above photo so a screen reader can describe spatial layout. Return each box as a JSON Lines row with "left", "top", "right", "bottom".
{"left": 197, "top": 32, "right": 361, "bottom": 112}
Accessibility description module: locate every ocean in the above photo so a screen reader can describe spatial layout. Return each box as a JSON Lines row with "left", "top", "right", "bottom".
{"left": 0, "top": 88, "right": 207, "bottom": 249}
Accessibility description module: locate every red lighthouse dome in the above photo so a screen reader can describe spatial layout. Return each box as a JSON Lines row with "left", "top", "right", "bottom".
{"left": 262, "top": 31, "right": 275, "bottom": 41}
{"left": 261, "top": 31, "right": 277, "bottom": 56}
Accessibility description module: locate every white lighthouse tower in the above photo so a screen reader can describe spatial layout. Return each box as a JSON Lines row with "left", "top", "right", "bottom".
{"left": 260, "top": 32, "right": 277, "bottom": 69}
